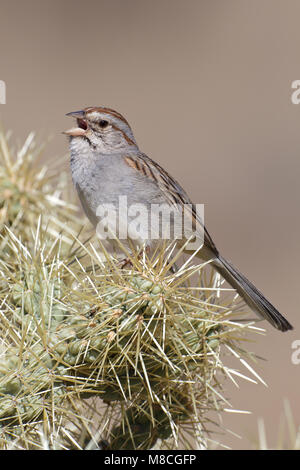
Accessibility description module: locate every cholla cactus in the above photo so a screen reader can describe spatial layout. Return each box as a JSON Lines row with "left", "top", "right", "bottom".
{"left": 255, "top": 401, "right": 300, "bottom": 450}
{"left": 0, "top": 129, "right": 80, "bottom": 248}
{"left": 0, "top": 130, "right": 263, "bottom": 450}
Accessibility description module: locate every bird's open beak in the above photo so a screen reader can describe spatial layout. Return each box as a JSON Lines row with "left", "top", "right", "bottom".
{"left": 64, "top": 110, "right": 88, "bottom": 136}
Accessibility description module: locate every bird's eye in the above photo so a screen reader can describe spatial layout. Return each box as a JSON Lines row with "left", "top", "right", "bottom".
{"left": 99, "top": 120, "right": 109, "bottom": 129}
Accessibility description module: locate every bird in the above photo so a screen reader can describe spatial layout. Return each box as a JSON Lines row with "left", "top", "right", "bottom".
{"left": 64, "top": 106, "right": 293, "bottom": 332}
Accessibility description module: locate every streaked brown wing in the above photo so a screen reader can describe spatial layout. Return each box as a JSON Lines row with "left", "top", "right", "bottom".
{"left": 124, "top": 153, "right": 218, "bottom": 255}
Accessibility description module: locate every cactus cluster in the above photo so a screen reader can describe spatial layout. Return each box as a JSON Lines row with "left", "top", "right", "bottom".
{"left": 0, "top": 130, "right": 80, "bottom": 252}
{"left": 0, "top": 130, "right": 259, "bottom": 450}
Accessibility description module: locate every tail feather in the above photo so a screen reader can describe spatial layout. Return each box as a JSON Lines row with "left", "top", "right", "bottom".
{"left": 213, "top": 255, "right": 293, "bottom": 332}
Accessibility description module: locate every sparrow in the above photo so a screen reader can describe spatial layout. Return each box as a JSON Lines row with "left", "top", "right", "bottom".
{"left": 64, "top": 106, "right": 293, "bottom": 332}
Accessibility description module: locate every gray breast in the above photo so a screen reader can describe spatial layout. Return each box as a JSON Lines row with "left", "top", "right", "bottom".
{"left": 71, "top": 150, "right": 166, "bottom": 229}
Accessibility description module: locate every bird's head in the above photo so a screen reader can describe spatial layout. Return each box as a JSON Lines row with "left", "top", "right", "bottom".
{"left": 64, "top": 106, "right": 137, "bottom": 152}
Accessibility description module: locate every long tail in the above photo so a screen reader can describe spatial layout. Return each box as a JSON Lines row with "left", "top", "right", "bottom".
{"left": 213, "top": 255, "right": 293, "bottom": 332}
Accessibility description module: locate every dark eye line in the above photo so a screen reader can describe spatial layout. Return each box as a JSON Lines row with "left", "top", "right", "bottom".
{"left": 111, "top": 123, "right": 135, "bottom": 146}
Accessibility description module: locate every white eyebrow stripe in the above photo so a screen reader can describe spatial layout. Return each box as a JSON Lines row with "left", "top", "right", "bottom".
{"left": 85, "top": 107, "right": 137, "bottom": 145}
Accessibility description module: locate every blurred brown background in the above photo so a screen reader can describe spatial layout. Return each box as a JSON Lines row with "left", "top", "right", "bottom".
{"left": 1, "top": 0, "right": 299, "bottom": 449}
